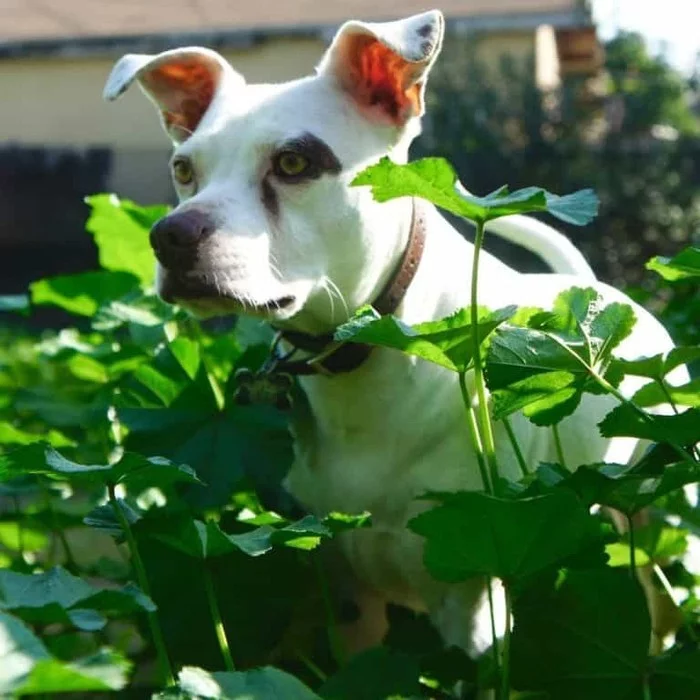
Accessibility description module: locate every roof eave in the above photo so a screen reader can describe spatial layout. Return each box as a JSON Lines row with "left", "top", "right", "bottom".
{"left": 0, "top": 9, "right": 591, "bottom": 60}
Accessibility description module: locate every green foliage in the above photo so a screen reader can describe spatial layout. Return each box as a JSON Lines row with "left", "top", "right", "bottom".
{"left": 646, "top": 246, "right": 700, "bottom": 282}
{"left": 409, "top": 490, "right": 604, "bottom": 583}
{"left": 0, "top": 154, "right": 698, "bottom": 699}
{"left": 353, "top": 157, "right": 599, "bottom": 225}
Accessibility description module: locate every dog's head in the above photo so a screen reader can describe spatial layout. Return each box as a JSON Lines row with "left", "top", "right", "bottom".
{"left": 104, "top": 11, "right": 444, "bottom": 331}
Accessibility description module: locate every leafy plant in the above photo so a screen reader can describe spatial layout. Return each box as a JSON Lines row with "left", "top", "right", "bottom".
{"left": 0, "top": 160, "right": 698, "bottom": 699}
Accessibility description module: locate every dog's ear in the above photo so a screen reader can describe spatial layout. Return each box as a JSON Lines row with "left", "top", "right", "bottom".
{"left": 103, "top": 48, "right": 243, "bottom": 143}
{"left": 319, "top": 10, "right": 444, "bottom": 126}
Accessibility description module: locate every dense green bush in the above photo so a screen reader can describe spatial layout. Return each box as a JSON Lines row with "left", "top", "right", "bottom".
{"left": 0, "top": 161, "right": 698, "bottom": 698}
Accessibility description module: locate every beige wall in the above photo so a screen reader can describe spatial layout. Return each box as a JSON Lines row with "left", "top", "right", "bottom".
{"left": 0, "top": 38, "right": 326, "bottom": 150}
{"left": 0, "top": 30, "right": 549, "bottom": 203}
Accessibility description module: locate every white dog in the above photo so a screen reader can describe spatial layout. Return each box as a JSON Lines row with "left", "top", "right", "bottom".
{"left": 104, "top": 10, "right": 683, "bottom": 654}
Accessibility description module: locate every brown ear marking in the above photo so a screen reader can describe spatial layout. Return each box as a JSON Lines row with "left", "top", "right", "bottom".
{"left": 347, "top": 36, "right": 422, "bottom": 124}
{"left": 142, "top": 58, "right": 218, "bottom": 138}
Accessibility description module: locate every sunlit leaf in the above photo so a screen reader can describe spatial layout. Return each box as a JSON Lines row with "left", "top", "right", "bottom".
{"left": 30, "top": 270, "right": 139, "bottom": 317}
{"left": 334, "top": 305, "right": 515, "bottom": 371}
{"left": 646, "top": 247, "right": 700, "bottom": 282}
{"left": 85, "top": 194, "right": 168, "bottom": 286}
{"left": 352, "top": 157, "right": 598, "bottom": 225}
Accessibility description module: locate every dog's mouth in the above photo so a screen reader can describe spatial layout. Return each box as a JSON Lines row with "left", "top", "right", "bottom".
{"left": 159, "top": 272, "right": 296, "bottom": 318}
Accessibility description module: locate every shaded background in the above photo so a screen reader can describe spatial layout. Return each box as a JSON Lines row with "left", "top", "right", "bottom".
{"left": 0, "top": 0, "right": 698, "bottom": 337}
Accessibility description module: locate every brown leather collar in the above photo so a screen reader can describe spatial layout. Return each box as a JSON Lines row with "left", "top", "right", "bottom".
{"left": 274, "top": 198, "right": 427, "bottom": 376}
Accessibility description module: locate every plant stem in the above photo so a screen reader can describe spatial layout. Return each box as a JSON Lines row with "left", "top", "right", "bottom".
{"left": 313, "top": 555, "right": 345, "bottom": 665}
{"left": 485, "top": 577, "right": 501, "bottom": 686}
{"left": 43, "top": 490, "right": 78, "bottom": 572}
{"left": 499, "top": 585, "right": 513, "bottom": 700}
{"left": 459, "top": 371, "right": 491, "bottom": 493}
{"left": 296, "top": 651, "right": 327, "bottom": 682}
{"left": 13, "top": 496, "right": 25, "bottom": 561}
{"left": 653, "top": 563, "right": 699, "bottom": 642}
{"left": 627, "top": 514, "right": 637, "bottom": 581}
{"left": 107, "top": 485, "right": 174, "bottom": 687}
{"left": 502, "top": 418, "right": 529, "bottom": 479}
{"left": 544, "top": 332, "right": 695, "bottom": 464}
{"left": 470, "top": 219, "right": 500, "bottom": 492}
{"left": 202, "top": 562, "right": 235, "bottom": 671}
{"left": 552, "top": 424, "right": 567, "bottom": 470}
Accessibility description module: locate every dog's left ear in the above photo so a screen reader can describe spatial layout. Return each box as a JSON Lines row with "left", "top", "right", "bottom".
{"left": 103, "top": 48, "right": 243, "bottom": 143}
{"left": 319, "top": 10, "right": 444, "bottom": 127}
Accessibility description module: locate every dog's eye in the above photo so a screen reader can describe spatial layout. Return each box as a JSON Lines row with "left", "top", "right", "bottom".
{"left": 172, "top": 158, "right": 195, "bottom": 186}
{"left": 274, "top": 151, "right": 311, "bottom": 179}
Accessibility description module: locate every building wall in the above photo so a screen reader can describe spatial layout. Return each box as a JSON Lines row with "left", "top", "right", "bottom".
{"left": 0, "top": 29, "right": 547, "bottom": 295}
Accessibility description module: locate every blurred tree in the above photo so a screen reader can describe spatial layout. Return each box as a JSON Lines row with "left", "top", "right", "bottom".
{"left": 413, "top": 30, "right": 700, "bottom": 305}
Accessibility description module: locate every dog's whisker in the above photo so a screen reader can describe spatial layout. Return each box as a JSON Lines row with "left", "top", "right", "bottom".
{"left": 323, "top": 275, "right": 349, "bottom": 321}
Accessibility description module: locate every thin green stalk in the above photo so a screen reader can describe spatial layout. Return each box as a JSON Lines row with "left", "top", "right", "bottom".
{"left": 552, "top": 424, "right": 568, "bottom": 470}
{"left": 459, "top": 371, "right": 491, "bottom": 493}
{"left": 499, "top": 585, "right": 513, "bottom": 700}
{"left": 203, "top": 562, "right": 235, "bottom": 671}
{"left": 653, "top": 563, "right": 698, "bottom": 642}
{"left": 470, "top": 219, "right": 500, "bottom": 492}
{"left": 502, "top": 417, "right": 529, "bottom": 479}
{"left": 43, "top": 490, "right": 78, "bottom": 572}
{"left": 313, "top": 555, "right": 345, "bottom": 665}
{"left": 296, "top": 651, "right": 327, "bottom": 682}
{"left": 13, "top": 496, "right": 24, "bottom": 560}
{"left": 544, "top": 332, "right": 696, "bottom": 464}
{"left": 108, "top": 485, "right": 174, "bottom": 687}
{"left": 627, "top": 515, "right": 637, "bottom": 581}
{"left": 485, "top": 577, "right": 501, "bottom": 687}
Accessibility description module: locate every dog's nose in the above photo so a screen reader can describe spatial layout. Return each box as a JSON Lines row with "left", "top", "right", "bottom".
{"left": 149, "top": 210, "right": 215, "bottom": 269}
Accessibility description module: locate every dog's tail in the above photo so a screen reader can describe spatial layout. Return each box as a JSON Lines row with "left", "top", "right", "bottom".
{"left": 486, "top": 214, "right": 596, "bottom": 280}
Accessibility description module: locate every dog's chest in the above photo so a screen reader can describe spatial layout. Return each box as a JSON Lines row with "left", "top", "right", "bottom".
{"left": 285, "top": 350, "right": 483, "bottom": 519}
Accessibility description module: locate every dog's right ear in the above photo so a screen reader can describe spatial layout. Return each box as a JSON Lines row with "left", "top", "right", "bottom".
{"left": 103, "top": 48, "right": 243, "bottom": 143}
{"left": 319, "top": 10, "right": 444, "bottom": 127}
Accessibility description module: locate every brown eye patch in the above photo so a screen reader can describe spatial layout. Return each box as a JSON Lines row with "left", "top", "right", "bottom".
{"left": 271, "top": 133, "right": 342, "bottom": 182}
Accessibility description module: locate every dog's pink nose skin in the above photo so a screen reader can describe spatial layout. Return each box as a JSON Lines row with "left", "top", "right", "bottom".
{"left": 149, "top": 210, "right": 215, "bottom": 270}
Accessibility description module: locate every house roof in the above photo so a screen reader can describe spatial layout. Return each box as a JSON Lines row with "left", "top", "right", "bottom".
{"left": 0, "top": 1, "right": 590, "bottom": 57}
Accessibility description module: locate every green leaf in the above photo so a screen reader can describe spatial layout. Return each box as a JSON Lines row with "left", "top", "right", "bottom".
{"left": 352, "top": 157, "right": 598, "bottom": 225}
{"left": 151, "top": 514, "right": 334, "bottom": 559}
{"left": 30, "top": 270, "right": 139, "bottom": 317}
{"left": 93, "top": 292, "right": 177, "bottom": 332}
{"left": 610, "top": 346, "right": 700, "bottom": 381}
{"left": 15, "top": 650, "right": 130, "bottom": 695}
{"left": 486, "top": 288, "right": 638, "bottom": 425}
{"left": 541, "top": 461, "right": 700, "bottom": 516}
{"left": 511, "top": 568, "right": 650, "bottom": 699}
{"left": 157, "top": 665, "right": 321, "bottom": 699}
{"left": 598, "top": 404, "right": 700, "bottom": 445}
{"left": 334, "top": 305, "right": 516, "bottom": 372}
{"left": 650, "top": 648, "right": 700, "bottom": 699}
{"left": 85, "top": 194, "right": 169, "bottom": 286}
{"left": 0, "top": 612, "right": 129, "bottom": 694}
{"left": 646, "top": 247, "right": 700, "bottom": 282}
{"left": 632, "top": 378, "right": 700, "bottom": 408}
{"left": 409, "top": 490, "right": 603, "bottom": 583}
{"left": 0, "top": 611, "right": 49, "bottom": 692}
{"left": 320, "top": 647, "right": 421, "bottom": 700}
{"left": 0, "top": 443, "right": 201, "bottom": 494}
{"left": 0, "top": 567, "right": 155, "bottom": 631}
{"left": 0, "top": 422, "right": 76, "bottom": 448}
{"left": 120, "top": 401, "right": 293, "bottom": 509}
